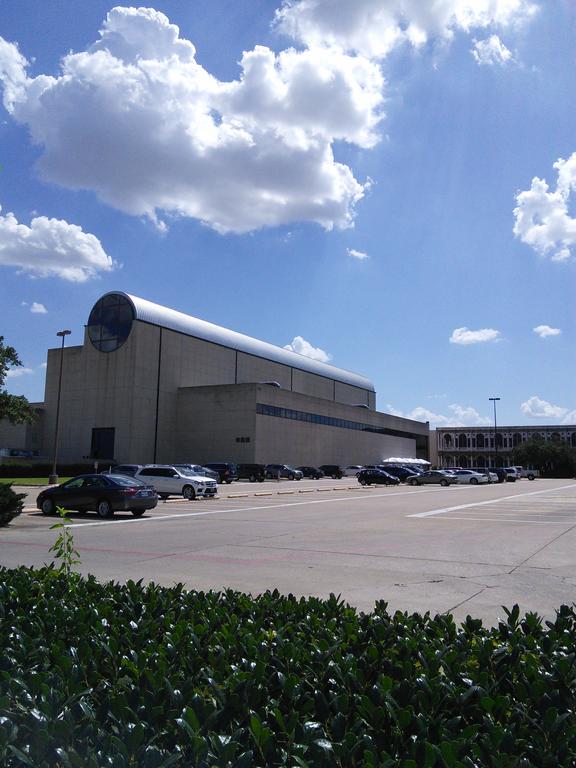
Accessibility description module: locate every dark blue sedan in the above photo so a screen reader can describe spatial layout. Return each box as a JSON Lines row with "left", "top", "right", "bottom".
{"left": 357, "top": 469, "right": 400, "bottom": 486}
{"left": 37, "top": 474, "right": 158, "bottom": 519}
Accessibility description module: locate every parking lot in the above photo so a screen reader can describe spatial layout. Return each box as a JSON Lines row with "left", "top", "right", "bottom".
{"left": 2, "top": 478, "right": 575, "bottom": 625}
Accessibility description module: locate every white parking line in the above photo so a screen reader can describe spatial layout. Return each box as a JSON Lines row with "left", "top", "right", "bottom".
{"left": 408, "top": 483, "right": 576, "bottom": 519}
{"left": 62, "top": 485, "right": 470, "bottom": 529}
{"left": 436, "top": 517, "right": 575, "bottom": 525}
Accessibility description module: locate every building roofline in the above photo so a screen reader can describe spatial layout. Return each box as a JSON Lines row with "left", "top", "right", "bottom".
{"left": 96, "top": 291, "right": 375, "bottom": 393}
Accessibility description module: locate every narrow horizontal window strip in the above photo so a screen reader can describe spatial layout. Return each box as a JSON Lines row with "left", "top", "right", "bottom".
{"left": 256, "top": 403, "right": 422, "bottom": 440}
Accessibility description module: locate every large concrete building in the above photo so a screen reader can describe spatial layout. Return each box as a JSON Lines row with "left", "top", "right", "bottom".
{"left": 1, "top": 292, "right": 429, "bottom": 467}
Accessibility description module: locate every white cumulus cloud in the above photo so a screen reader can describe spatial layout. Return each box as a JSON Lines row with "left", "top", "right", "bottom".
{"left": 449, "top": 327, "right": 501, "bottom": 345}
{"left": 0, "top": 206, "right": 113, "bottom": 282}
{"left": 520, "top": 395, "right": 568, "bottom": 419}
{"left": 275, "top": 0, "right": 535, "bottom": 59}
{"left": 6, "top": 366, "right": 35, "bottom": 379}
{"left": 347, "top": 247, "right": 369, "bottom": 260}
{"left": 30, "top": 302, "right": 47, "bottom": 314}
{"left": 0, "top": 8, "right": 386, "bottom": 234}
{"left": 284, "top": 335, "right": 332, "bottom": 362}
{"left": 471, "top": 34, "right": 513, "bottom": 65}
{"left": 387, "top": 403, "right": 491, "bottom": 428}
{"left": 513, "top": 153, "right": 576, "bottom": 262}
{"left": 533, "top": 324, "right": 561, "bottom": 338}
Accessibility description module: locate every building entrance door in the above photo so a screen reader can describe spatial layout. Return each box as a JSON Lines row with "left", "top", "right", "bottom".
{"left": 91, "top": 427, "right": 115, "bottom": 460}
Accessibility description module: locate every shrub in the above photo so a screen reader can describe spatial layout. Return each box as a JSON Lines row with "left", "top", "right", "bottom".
{"left": 0, "top": 568, "right": 575, "bottom": 767}
{"left": 0, "top": 483, "right": 24, "bottom": 526}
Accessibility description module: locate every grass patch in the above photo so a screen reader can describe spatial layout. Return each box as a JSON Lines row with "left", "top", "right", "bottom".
{"left": 1, "top": 567, "right": 575, "bottom": 766}
{"left": 0, "top": 477, "right": 72, "bottom": 486}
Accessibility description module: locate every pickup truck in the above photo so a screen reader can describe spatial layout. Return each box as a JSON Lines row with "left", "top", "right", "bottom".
{"left": 514, "top": 466, "right": 540, "bottom": 480}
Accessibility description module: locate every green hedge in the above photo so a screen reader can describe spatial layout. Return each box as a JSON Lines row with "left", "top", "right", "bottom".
{"left": 1, "top": 568, "right": 575, "bottom": 767}
{"left": 0, "top": 484, "right": 24, "bottom": 526}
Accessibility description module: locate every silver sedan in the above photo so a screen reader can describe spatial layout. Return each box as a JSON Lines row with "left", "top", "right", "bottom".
{"left": 408, "top": 471, "right": 458, "bottom": 487}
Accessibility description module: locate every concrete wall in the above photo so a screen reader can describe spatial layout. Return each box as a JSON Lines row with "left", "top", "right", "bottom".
{"left": 175, "top": 385, "right": 257, "bottom": 463}
{"left": 0, "top": 406, "right": 44, "bottom": 457}
{"left": 174, "top": 384, "right": 427, "bottom": 466}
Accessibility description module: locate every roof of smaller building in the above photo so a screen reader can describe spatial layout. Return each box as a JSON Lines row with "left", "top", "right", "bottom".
{"left": 107, "top": 292, "right": 375, "bottom": 392}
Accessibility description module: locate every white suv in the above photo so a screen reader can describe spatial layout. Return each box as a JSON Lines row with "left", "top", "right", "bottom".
{"left": 135, "top": 465, "right": 217, "bottom": 500}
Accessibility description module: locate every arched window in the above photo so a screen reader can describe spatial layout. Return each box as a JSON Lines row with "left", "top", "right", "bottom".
{"left": 513, "top": 433, "right": 522, "bottom": 447}
{"left": 444, "top": 455, "right": 454, "bottom": 467}
{"left": 476, "top": 433, "right": 485, "bottom": 448}
{"left": 461, "top": 456, "right": 469, "bottom": 468}
{"left": 532, "top": 433, "right": 542, "bottom": 442}
{"left": 458, "top": 433, "right": 468, "bottom": 449}
{"left": 551, "top": 432, "right": 561, "bottom": 442}
{"left": 571, "top": 433, "right": 576, "bottom": 448}
{"left": 476, "top": 456, "right": 485, "bottom": 468}
{"left": 444, "top": 433, "right": 453, "bottom": 447}
{"left": 495, "top": 432, "right": 503, "bottom": 448}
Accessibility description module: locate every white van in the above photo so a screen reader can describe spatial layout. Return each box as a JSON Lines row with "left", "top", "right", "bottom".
{"left": 135, "top": 465, "right": 217, "bottom": 500}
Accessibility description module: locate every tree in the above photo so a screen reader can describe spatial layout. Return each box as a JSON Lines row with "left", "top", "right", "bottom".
{"left": 513, "top": 438, "right": 576, "bottom": 478}
{"left": 0, "top": 336, "right": 35, "bottom": 424}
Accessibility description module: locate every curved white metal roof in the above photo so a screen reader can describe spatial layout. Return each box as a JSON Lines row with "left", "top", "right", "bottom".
{"left": 103, "top": 291, "right": 375, "bottom": 392}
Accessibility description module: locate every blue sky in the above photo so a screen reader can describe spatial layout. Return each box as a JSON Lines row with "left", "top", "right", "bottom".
{"left": 1, "top": 0, "right": 574, "bottom": 428}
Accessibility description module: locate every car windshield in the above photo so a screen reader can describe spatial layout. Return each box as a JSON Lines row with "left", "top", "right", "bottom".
{"left": 109, "top": 474, "right": 146, "bottom": 486}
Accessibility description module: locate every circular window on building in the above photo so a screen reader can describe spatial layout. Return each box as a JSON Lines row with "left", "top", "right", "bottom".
{"left": 87, "top": 294, "right": 135, "bottom": 352}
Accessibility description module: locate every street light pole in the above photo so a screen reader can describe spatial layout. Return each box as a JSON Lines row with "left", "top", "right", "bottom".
{"left": 48, "top": 330, "right": 71, "bottom": 484}
{"left": 489, "top": 397, "right": 501, "bottom": 468}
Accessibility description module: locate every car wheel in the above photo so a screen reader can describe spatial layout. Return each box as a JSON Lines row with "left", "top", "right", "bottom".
{"left": 97, "top": 499, "right": 113, "bottom": 519}
{"left": 410, "top": 479, "right": 418, "bottom": 486}
{"left": 296, "top": 476, "right": 301, "bottom": 481}
{"left": 359, "top": 478, "right": 366, "bottom": 485}
{"left": 528, "top": 474, "right": 535, "bottom": 480}
{"left": 41, "top": 498, "right": 55, "bottom": 515}
{"left": 248, "top": 474, "right": 256, "bottom": 482}
{"left": 258, "top": 477, "right": 265, "bottom": 482}
{"left": 182, "top": 485, "right": 196, "bottom": 500}
{"left": 159, "top": 493, "right": 169, "bottom": 500}
{"left": 131, "top": 509, "right": 145, "bottom": 517}
{"left": 470, "top": 477, "right": 478, "bottom": 485}
{"left": 440, "top": 479, "right": 448, "bottom": 487}
{"left": 225, "top": 479, "right": 233, "bottom": 484}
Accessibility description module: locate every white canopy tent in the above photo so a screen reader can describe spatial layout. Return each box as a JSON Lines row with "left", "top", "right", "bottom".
{"left": 382, "top": 457, "right": 431, "bottom": 466}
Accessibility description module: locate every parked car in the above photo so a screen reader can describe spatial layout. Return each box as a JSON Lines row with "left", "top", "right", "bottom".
{"left": 265, "top": 464, "right": 303, "bottom": 480}
{"left": 452, "top": 469, "right": 489, "bottom": 485}
{"left": 318, "top": 465, "right": 345, "bottom": 479}
{"left": 408, "top": 470, "right": 458, "bottom": 487}
{"left": 37, "top": 473, "right": 158, "bottom": 518}
{"left": 135, "top": 465, "right": 217, "bottom": 500}
{"left": 379, "top": 465, "right": 420, "bottom": 483}
{"left": 173, "top": 463, "right": 219, "bottom": 482}
{"left": 503, "top": 467, "right": 519, "bottom": 482}
{"left": 203, "top": 462, "right": 239, "bottom": 484}
{"left": 236, "top": 463, "right": 267, "bottom": 482}
{"left": 514, "top": 466, "right": 540, "bottom": 480}
{"left": 103, "top": 464, "right": 144, "bottom": 477}
{"left": 485, "top": 467, "right": 508, "bottom": 483}
{"left": 357, "top": 469, "right": 400, "bottom": 486}
{"left": 343, "top": 465, "right": 364, "bottom": 477}
{"left": 297, "top": 466, "right": 325, "bottom": 479}
{"left": 485, "top": 471, "right": 499, "bottom": 483}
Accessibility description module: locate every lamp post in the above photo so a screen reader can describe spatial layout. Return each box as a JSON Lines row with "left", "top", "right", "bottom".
{"left": 489, "top": 397, "right": 501, "bottom": 468}
{"left": 48, "top": 330, "right": 71, "bottom": 484}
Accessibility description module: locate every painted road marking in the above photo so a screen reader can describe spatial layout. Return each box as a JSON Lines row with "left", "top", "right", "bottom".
{"left": 408, "top": 483, "right": 576, "bottom": 519}
{"left": 59, "top": 485, "right": 475, "bottom": 529}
